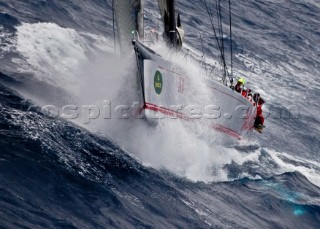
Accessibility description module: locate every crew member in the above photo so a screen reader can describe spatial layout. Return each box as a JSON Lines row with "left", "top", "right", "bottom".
{"left": 235, "top": 77, "right": 246, "bottom": 93}
{"left": 253, "top": 93, "right": 260, "bottom": 106}
{"left": 242, "top": 88, "right": 252, "bottom": 98}
{"left": 255, "top": 97, "right": 265, "bottom": 128}
{"left": 247, "top": 91, "right": 253, "bottom": 103}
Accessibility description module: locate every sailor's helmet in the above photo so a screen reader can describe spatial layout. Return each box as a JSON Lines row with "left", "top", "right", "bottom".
{"left": 238, "top": 77, "right": 246, "bottom": 85}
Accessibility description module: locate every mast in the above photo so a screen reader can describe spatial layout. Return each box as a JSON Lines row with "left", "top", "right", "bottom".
{"left": 168, "top": 0, "right": 176, "bottom": 45}
{"left": 157, "top": 0, "right": 184, "bottom": 48}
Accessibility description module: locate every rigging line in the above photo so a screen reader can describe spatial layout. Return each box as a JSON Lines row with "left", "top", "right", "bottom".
{"left": 200, "top": 33, "right": 208, "bottom": 76}
{"left": 203, "top": 0, "right": 222, "bottom": 53}
{"left": 202, "top": 0, "right": 227, "bottom": 73}
{"left": 212, "top": 0, "right": 227, "bottom": 78}
{"left": 216, "top": 0, "right": 228, "bottom": 83}
{"left": 215, "top": 0, "right": 223, "bottom": 56}
{"left": 112, "top": 0, "right": 116, "bottom": 53}
{"left": 208, "top": 0, "right": 220, "bottom": 56}
{"left": 216, "top": 0, "right": 221, "bottom": 40}
{"left": 229, "top": 0, "right": 234, "bottom": 84}
{"left": 204, "top": 0, "right": 230, "bottom": 85}
{"left": 218, "top": 0, "right": 232, "bottom": 85}
{"left": 215, "top": 2, "right": 223, "bottom": 54}
{"left": 217, "top": 0, "right": 227, "bottom": 80}
{"left": 218, "top": 0, "right": 225, "bottom": 61}
{"left": 215, "top": 0, "right": 223, "bottom": 68}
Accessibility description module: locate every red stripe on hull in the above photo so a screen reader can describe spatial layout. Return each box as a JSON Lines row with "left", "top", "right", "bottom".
{"left": 144, "top": 103, "right": 242, "bottom": 140}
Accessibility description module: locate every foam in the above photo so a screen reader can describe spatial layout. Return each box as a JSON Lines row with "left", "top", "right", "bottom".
{"left": 15, "top": 22, "right": 111, "bottom": 88}
{"left": 266, "top": 148, "right": 320, "bottom": 187}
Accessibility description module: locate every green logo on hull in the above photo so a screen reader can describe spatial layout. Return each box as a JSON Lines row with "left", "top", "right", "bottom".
{"left": 154, "top": 70, "right": 163, "bottom": 95}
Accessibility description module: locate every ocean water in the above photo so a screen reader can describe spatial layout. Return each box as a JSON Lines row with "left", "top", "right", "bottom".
{"left": 0, "top": 0, "right": 320, "bottom": 228}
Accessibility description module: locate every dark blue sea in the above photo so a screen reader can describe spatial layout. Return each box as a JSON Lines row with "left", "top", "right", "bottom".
{"left": 1, "top": 0, "right": 320, "bottom": 228}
